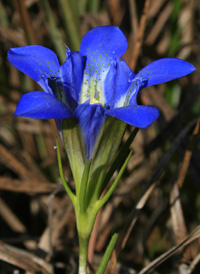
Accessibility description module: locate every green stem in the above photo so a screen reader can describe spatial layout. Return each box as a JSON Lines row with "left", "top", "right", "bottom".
{"left": 79, "top": 236, "right": 89, "bottom": 274}
{"left": 75, "top": 204, "right": 98, "bottom": 273}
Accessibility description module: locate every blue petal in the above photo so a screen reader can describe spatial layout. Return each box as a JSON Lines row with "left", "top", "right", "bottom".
{"left": 136, "top": 58, "right": 196, "bottom": 87}
{"left": 127, "top": 77, "right": 147, "bottom": 105}
{"left": 102, "top": 64, "right": 116, "bottom": 107}
{"left": 8, "top": 46, "right": 60, "bottom": 91}
{"left": 106, "top": 105, "right": 160, "bottom": 128}
{"left": 80, "top": 26, "right": 128, "bottom": 60}
{"left": 60, "top": 50, "right": 85, "bottom": 110}
{"left": 74, "top": 102, "right": 106, "bottom": 160}
{"left": 79, "top": 26, "right": 128, "bottom": 104}
{"left": 14, "top": 91, "right": 72, "bottom": 119}
{"left": 104, "top": 59, "right": 135, "bottom": 108}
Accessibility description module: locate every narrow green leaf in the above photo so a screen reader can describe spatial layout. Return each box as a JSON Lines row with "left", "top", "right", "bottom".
{"left": 86, "top": 117, "right": 127, "bottom": 205}
{"left": 56, "top": 139, "right": 76, "bottom": 206}
{"left": 101, "top": 127, "right": 138, "bottom": 192}
{"left": 95, "top": 151, "right": 132, "bottom": 211}
{"left": 95, "top": 233, "right": 118, "bottom": 274}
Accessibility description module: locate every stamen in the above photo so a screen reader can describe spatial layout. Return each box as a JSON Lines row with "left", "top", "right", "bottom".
{"left": 90, "top": 98, "right": 99, "bottom": 105}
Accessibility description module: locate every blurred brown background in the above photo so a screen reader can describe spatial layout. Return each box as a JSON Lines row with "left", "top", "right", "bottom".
{"left": 0, "top": 0, "right": 200, "bottom": 273}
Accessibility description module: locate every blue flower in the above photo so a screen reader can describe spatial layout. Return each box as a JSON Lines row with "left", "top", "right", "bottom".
{"left": 8, "top": 26, "right": 195, "bottom": 160}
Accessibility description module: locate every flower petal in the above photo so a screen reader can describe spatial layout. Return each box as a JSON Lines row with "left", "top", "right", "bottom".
{"left": 80, "top": 26, "right": 128, "bottom": 59}
{"left": 136, "top": 58, "right": 196, "bottom": 87}
{"left": 79, "top": 26, "right": 128, "bottom": 105}
{"left": 74, "top": 102, "right": 106, "bottom": 160}
{"left": 8, "top": 46, "right": 60, "bottom": 91}
{"left": 60, "top": 50, "right": 85, "bottom": 110}
{"left": 14, "top": 91, "right": 72, "bottom": 119}
{"left": 104, "top": 59, "right": 135, "bottom": 108}
{"left": 106, "top": 105, "right": 160, "bottom": 128}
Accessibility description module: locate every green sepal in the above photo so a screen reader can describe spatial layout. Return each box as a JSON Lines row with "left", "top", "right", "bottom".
{"left": 79, "top": 160, "right": 92, "bottom": 213}
{"left": 95, "top": 233, "right": 118, "bottom": 274}
{"left": 86, "top": 117, "right": 127, "bottom": 205}
{"left": 62, "top": 118, "right": 86, "bottom": 196}
{"left": 101, "top": 127, "right": 138, "bottom": 193}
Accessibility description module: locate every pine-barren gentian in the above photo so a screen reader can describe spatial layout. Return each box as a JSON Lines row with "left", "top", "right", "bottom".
{"left": 8, "top": 26, "right": 195, "bottom": 192}
{"left": 8, "top": 26, "right": 195, "bottom": 274}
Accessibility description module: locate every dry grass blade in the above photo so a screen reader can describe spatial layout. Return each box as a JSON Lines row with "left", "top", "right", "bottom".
{"left": 188, "top": 253, "right": 200, "bottom": 273}
{"left": 0, "top": 242, "right": 52, "bottom": 274}
{"left": 48, "top": 185, "right": 65, "bottom": 258}
{"left": 16, "top": 121, "right": 52, "bottom": 135}
{"left": 118, "top": 184, "right": 155, "bottom": 253}
{"left": 170, "top": 118, "right": 199, "bottom": 216}
{"left": 0, "top": 144, "right": 41, "bottom": 182}
{"left": 148, "top": 0, "right": 168, "bottom": 18}
{"left": 177, "top": 118, "right": 200, "bottom": 189}
{"left": 107, "top": 249, "right": 117, "bottom": 274}
{"left": 99, "top": 161, "right": 150, "bottom": 232}
{"left": 0, "top": 198, "right": 27, "bottom": 233}
{"left": 141, "top": 86, "right": 176, "bottom": 121}
{"left": 178, "top": 0, "right": 194, "bottom": 59}
{"left": 38, "top": 194, "right": 74, "bottom": 254}
{"left": 170, "top": 183, "right": 188, "bottom": 246}
{"left": 169, "top": 118, "right": 200, "bottom": 261}
{"left": 145, "top": 2, "right": 173, "bottom": 45}
{"left": 144, "top": 79, "right": 199, "bottom": 155}
{"left": 0, "top": 177, "right": 58, "bottom": 194}
{"left": 0, "top": 25, "right": 26, "bottom": 46}
{"left": 138, "top": 225, "right": 200, "bottom": 274}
